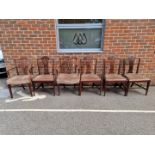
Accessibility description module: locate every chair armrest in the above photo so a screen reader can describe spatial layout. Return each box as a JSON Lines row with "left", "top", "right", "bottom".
{"left": 7, "top": 67, "right": 17, "bottom": 78}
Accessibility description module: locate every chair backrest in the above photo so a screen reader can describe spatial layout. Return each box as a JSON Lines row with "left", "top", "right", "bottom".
{"left": 123, "top": 56, "right": 140, "bottom": 74}
{"left": 37, "top": 56, "right": 54, "bottom": 75}
{"left": 59, "top": 56, "right": 78, "bottom": 74}
{"left": 103, "top": 57, "right": 124, "bottom": 75}
{"left": 14, "top": 58, "right": 31, "bottom": 75}
{"left": 80, "top": 56, "right": 97, "bottom": 74}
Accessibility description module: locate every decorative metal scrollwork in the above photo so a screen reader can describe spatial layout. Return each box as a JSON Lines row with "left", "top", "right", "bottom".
{"left": 73, "top": 33, "right": 87, "bottom": 45}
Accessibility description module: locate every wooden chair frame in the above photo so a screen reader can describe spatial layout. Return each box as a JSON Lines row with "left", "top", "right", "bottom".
{"left": 102, "top": 57, "right": 128, "bottom": 96}
{"left": 7, "top": 58, "right": 33, "bottom": 98}
{"left": 79, "top": 57, "right": 102, "bottom": 95}
{"left": 56, "top": 56, "right": 80, "bottom": 95}
{"left": 123, "top": 57, "right": 151, "bottom": 95}
{"left": 32, "top": 56, "right": 56, "bottom": 96}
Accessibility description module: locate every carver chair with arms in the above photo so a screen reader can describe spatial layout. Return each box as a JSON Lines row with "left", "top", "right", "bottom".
{"left": 6, "top": 58, "right": 33, "bottom": 98}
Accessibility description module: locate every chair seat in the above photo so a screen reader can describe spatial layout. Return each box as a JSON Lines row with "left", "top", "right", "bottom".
{"left": 33, "top": 74, "right": 54, "bottom": 82}
{"left": 125, "top": 73, "right": 150, "bottom": 82}
{"left": 81, "top": 74, "right": 101, "bottom": 82}
{"left": 57, "top": 73, "right": 80, "bottom": 84}
{"left": 105, "top": 74, "right": 127, "bottom": 82}
{"left": 7, "top": 75, "right": 32, "bottom": 85}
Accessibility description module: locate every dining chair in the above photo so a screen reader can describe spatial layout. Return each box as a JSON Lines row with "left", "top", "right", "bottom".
{"left": 32, "top": 56, "right": 56, "bottom": 95}
{"left": 79, "top": 56, "right": 102, "bottom": 95}
{"left": 56, "top": 56, "right": 80, "bottom": 95}
{"left": 102, "top": 56, "right": 128, "bottom": 96}
{"left": 6, "top": 58, "right": 33, "bottom": 98}
{"left": 123, "top": 56, "right": 151, "bottom": 95}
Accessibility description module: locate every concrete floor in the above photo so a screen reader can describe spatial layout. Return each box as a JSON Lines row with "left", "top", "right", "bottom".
{"left": 0, "top": 76, "right": 155, "bottom": 135}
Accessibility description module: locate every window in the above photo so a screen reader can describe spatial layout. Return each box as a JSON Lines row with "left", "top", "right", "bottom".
{"left": 56, "top": 19, "right": 105, "bottom": 53}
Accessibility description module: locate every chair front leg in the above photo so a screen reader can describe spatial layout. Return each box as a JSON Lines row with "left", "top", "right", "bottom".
{"left": 100, "top": 81, "right": 102, "bottom": 95}
{"left": 79, "top": 82, "right": 82, "bottom": 96}
{"left": 41, "top": 83, "right": 44, "bottom": 89}
{"left": 145, "top": 80, "right": 150, "bottom": 95}
{"left": 57, "top": 84, "right": 60, "bottom": 96}
{"left": 28, "top": 83, "right": 33, "bottom": 97}
{"left": 124, "top": 81, "right": 129, "bottom": 96}
{"left": 53, "top": 82, "right": 55, "bottom": 96}
{"left": 32, "top": 82, "right": 36, "bottom": 96}
{"left": 103, "top": 80, "right": 106, "bottom": 96}
{"left": 8, "top": 84, "right": 13, "bottom": 98}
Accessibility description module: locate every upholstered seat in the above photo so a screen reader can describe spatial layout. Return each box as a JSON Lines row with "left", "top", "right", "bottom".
{"left": 81, "top": 74, "right": 101, "bottom": 82}
{"left": 57, "top": 73, "right": 80, "bottom": 85}
{"left": 125, "top": 73, "right": 150, "bottom": 82}
{"left": 105, "top": 74, "right": 127, "bottom": 82}
{"left": 33, "top": 74, "right": 54, "bottom": 82}
{"left": 7, "top": 75, "right": 32, "bottom": 85}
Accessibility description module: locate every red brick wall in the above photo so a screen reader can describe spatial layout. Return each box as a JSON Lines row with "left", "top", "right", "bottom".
{"left": 0, "top": 19, "right": 155, "bottom": 84}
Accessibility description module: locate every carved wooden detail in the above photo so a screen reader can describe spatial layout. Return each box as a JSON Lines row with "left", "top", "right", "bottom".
{"left": 37, "top": 56, "right": 54, "bottom": 75}
{"left": 59, "top": 56, "right": 78, "bottom": 74}
{"left": 80, "top": 57, "right": 97, "bottom": 74}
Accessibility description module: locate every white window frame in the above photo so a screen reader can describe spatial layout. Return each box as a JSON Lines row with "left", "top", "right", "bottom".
{"left": 56, "top": 19, "right": 105, "bottom": 53}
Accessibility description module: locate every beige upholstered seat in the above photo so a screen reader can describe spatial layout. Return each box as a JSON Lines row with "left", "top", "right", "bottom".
{"left": 7, "top": 75, "right": 32, "bottom": 85}
{"left": 57, "top": 73, "right": 80, "bottom": 85}
{"left": 33, "top": 74, "right": 54, "bottom": 82}
{"left": 125, "top": 73, "right": 150, "bottom": 82}
{"left": 105, "top": 74, "right": 127, "bottom": 82}
{"left": 81, "top": 74, "right": 101, "bottom": 82}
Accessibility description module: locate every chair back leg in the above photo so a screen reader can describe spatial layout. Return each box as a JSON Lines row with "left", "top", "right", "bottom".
{"left": 8, "top": 85, "right": 13, "bottom": 98}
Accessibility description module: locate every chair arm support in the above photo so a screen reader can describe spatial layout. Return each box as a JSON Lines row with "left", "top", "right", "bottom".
{"left": 7, "top": 67, "right": 17, "bottom": 78}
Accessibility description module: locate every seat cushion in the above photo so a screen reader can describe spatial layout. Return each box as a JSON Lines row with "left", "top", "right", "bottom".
{"left": 105, "top": 74, "right": 127, "bottom": 82}
{"left": 57, "top": 73, "right": 80, "bottom": 84}
{"left": 125, "top": 73, "right": 150, "bottom": 82}
{"left": 7, "top": 75, "right": 32, "bottom": 85}
{"left": 81, "top": 74, "right": 101, "bottom": 82}
{"left": 33, "top": 74, "right": 54, "bottom": 82}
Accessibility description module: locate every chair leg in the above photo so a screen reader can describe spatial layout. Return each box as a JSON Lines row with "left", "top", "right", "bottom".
{"left": 100, "top": 81, "right": 102, "bottom": 95}
{"left": 28, "top": 83, "right": 33, "bottom": 97}
{"left": 41, "top": 83, "right": 44, "bottom": 89}
{"left": 92, "top": 83, "right": 95, "bottom": 88}
{"left": 32, "top": 82, "right": 35, "bottom": 96}
{"left": 58, "top": 84, "right": 60, "bottom": 96}
{"left": 79, "top": 82, "right": 82, "bottom": 96}
{"left": 124, "top": 82, "right": 129, "bottom": 96}
{"left": 32, "top": 82, "right": 35, "bottom": 90}
{"left": 130, "top": 82, "right": 135, "bottom": 87}
{"left": 21, "top": 84, "right": 25, "bottom": 90}
{"left": 103, "top": 80, "right": 106, "bottom": 96}
{"left": 145, "top": 81, "right": 150, "bottom": 95}
{"left": 53, "top": 82, "right": 55, "bottom": 96}
{"left": 81, "top": 83, "right": 84, "bottom": 91}
{"left": 8, "top": 85, "right": 13, "bottom": 98}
